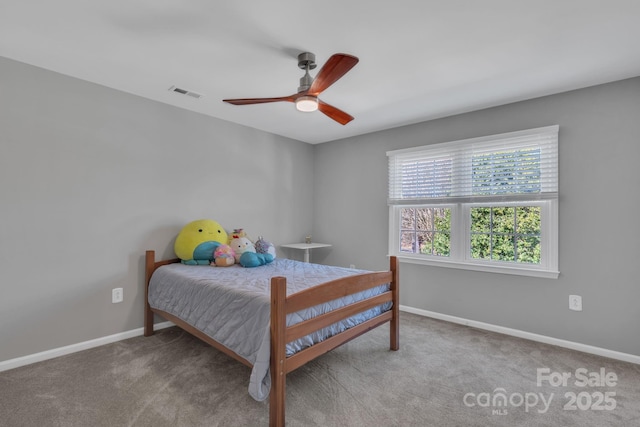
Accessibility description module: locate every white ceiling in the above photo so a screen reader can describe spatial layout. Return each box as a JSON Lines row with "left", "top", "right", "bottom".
{"left": 2, "top": 1, "right": 639, "bottom": 144}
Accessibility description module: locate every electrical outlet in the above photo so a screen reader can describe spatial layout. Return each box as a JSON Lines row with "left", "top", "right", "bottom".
{"left": 569, "top": 295, "right": 582, "bottom": 311}
{"left": 112, "top": 288, "right": 123, "bottom": 304}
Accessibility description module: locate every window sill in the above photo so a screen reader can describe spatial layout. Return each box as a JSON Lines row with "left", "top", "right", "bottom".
{"left": 393, "top": 254, "right": 559, "bottom": 279}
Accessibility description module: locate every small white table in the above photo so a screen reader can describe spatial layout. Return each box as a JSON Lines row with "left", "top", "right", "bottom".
{"left": 280, "top": 243, "right": 332, "bottom": 263}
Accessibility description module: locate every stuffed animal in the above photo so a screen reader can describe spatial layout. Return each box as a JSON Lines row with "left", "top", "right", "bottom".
{"left": 229, "top": 235, "right": 256, "bottom": 263}
{"left": 240, "top": 251, "right": 274, "bottom": 268}
{"left": 229, "top": 234, "right": 274, "bottom": 268}
{"left": 255, "top": 236, "right": 276, "bottom": 259}
{"left": 232, "top": 228, "right": 248, "bottom": 238}
{"left": 174, "top": 219, "right": 228, "bottom": 265}
{"left": 213, "top": 244, "right": 235, "bottom": 267}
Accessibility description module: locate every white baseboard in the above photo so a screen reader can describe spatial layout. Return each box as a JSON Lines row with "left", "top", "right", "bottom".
{"left": 4, "top": 310, "right": 638, "bottom": 373}
{"left": 400, "top": 305, "right": 640, "bottom": 365}
{"left": 0, "top": 321, "right": 175, "bottom": 373}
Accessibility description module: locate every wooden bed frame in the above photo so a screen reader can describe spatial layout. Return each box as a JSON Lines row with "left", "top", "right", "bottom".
{"left": 144, "top": 250, "right": 399, "bottom": 427}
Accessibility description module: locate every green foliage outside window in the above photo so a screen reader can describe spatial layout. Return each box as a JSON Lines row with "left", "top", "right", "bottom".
{"left": 470, "top": 206, "right": 541, "bottom": 264}
{"left": 401, "top": 206, "right": 540, "bottom": 265}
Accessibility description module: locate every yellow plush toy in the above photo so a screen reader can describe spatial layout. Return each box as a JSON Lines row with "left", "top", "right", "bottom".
{"left": 174, "top": 219, "right": 228, "bottom": 265}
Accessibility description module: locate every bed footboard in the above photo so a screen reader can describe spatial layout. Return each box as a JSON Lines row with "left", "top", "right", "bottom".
{"left": 269, "top": 256, "right": 399, "bottom": 426}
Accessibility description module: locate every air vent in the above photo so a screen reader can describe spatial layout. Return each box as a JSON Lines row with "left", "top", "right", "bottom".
{"left": 168, "top": 86, "right": 203, "bottom": 99}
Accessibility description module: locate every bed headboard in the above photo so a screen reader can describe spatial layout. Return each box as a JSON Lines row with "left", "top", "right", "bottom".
{"left": 144, "top": 250, "right": 180, "bottom": 335}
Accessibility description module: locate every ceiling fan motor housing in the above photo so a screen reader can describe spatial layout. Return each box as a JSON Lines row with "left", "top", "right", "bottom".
{"left": 297, "top": 52, "right": 316, "bottom": 92}
{"left": 297, "top": 52, "right": 317, "bottom": 70}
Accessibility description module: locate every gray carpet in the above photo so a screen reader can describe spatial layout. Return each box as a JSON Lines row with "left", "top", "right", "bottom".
{"left": 1, "top": 313, "right": 639, "bottom": 426}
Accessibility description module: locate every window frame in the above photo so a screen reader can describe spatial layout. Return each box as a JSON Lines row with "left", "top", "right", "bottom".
{"left": 387, "top": 126, "right": 559, "bottom": 279}
{"left": 389, "top": 200, "right": 558, "bottom": 278}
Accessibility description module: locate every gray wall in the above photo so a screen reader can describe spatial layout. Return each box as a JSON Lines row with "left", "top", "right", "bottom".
{"left": 2, "top": 54, "right": 638, "bottom": 364}
{"left": 0, "top": 57, "right": 315, "bottom": 362}
{"left": 313, "top": 77, "right": 640, "bottom": 356}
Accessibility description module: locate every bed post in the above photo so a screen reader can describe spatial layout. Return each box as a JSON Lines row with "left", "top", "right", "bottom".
{"left": 389, "top": 256, "right": 399, "bottom": 351}
{"left": 144, "top": 250, "right": 156, "bottom": 337}
{"left": 270, "top": 276, "right": 287, "bottom": 427}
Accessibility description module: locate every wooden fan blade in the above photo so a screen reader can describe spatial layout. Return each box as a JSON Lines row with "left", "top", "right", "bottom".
{"left": 223, "top": 95, "right": 295, "bottom": 105}
{"left": 308, "top": 54, "right": 359, "bottom": 96}
{"left": 317, "top": 100, "right": 354, "bottom": 125}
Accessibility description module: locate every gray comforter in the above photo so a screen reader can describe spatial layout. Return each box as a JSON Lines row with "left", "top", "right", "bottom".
{"left": 148, "top": 258, "right": 391, "bottom": 401}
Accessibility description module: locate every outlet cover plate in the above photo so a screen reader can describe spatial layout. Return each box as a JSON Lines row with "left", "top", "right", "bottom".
{"left": 112, "top": 288, "right": 123, "bottom": 304}
{"left": 569, "top": 294, "right": 582, "bottom": 311}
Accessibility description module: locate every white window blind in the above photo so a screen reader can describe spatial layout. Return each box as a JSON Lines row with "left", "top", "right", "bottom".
{"left": 388, "top": 125, "right": 559, "bottom": 205}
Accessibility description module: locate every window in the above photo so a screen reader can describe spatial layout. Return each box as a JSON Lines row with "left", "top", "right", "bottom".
{"left": 400, "top": 206, "right": 451, "bottom": 256}
{"left": 388, "top": 126, "right": 559, "bottom": 278}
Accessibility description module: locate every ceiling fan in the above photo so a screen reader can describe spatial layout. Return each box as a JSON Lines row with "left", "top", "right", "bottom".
{"left": 223, "top": 52, "right": 359, "bottom": 125}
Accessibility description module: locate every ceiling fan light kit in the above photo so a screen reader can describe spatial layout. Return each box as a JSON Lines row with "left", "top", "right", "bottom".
{"left": 295, "top": 96, "right": 318, "bottom": 112}
{"left": 223, "top": 51, "right": 359, "bottom": 125}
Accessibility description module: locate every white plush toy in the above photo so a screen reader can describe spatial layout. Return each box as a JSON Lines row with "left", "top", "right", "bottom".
{"left": 229, "top": 235, "right": 256, "bottom": 263}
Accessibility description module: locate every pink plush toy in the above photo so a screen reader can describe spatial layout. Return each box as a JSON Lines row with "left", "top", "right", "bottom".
{"left": 212, "top": 244, "right": 236, "bottom": 267}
